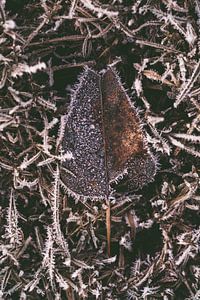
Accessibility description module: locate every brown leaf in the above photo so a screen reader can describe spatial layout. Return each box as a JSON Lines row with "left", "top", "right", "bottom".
{"left": 60, "top": 67, "right": 157, "bottom": 199}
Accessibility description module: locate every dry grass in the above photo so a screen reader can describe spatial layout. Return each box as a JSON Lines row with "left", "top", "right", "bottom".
{"left": 0, "top": 0, "right": 200, "bottom": 299}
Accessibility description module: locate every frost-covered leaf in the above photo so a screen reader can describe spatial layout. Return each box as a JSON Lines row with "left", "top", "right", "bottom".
{"left": 60, "top": 67, "right": 157, "bottom": 199}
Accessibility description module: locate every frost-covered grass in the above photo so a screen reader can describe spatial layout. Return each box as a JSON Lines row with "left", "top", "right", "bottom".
{"left": 0, "top": 0, "right": 200, "bottom": 299}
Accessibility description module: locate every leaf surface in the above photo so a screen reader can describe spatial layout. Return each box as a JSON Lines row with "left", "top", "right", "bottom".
{"left": 61, "top": 67, "right": 156, "bottom": 199}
